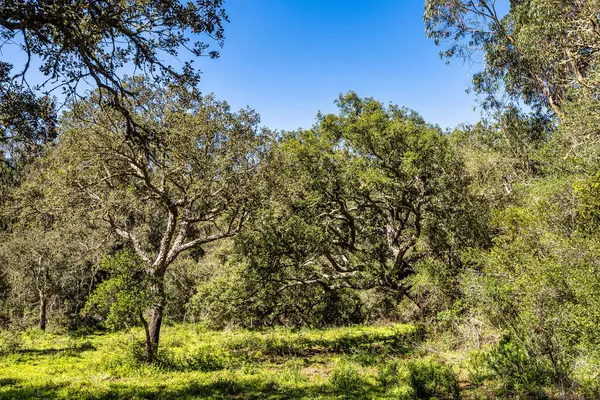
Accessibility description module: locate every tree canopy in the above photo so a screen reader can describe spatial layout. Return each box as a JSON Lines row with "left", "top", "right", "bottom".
{"left": 2, "top": 2, "right": 600, "bottom": 397}
{"left": 37, "top": 80, "right": 268, "bottom": 360}
{"left": 424, "top": 0, "right": 600, "bottom": 117}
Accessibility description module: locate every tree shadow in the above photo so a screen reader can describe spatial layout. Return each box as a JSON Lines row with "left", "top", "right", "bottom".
{"left": 226, "top": 329, "right": 420, "bottom": 362}
{"left": 0, "top": 380, "right": 67, "bottom": 400}
{"left": 14, "top": 342, "right": 96, "bottom": 359}
{"left": 0, "top": 377, "right": 382, "bottom": 400}
{"left": 0, "top": 378, "right": 18, "bottom": 386}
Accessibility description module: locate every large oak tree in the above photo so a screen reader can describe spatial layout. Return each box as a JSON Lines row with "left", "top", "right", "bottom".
{"left": 41, "top": 80, "right": 268, "bottom": 360}
{"left": 232, "top": 93, "right": 483, "bottom": 322}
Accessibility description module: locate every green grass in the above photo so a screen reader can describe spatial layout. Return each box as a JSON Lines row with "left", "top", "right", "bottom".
{"left": 0, "top": 323, "right": 468, "bottom": 399}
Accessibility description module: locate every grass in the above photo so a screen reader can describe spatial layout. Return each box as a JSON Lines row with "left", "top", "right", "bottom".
{"left": 0, "top": 323, "right": 477, "bottom": 399}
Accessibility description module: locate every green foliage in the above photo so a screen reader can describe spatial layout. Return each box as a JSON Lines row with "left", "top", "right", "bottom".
{"left": 378, "top": 360, "right": 404, "bottom": 389}
{"left": 0, "top": 220, "right": 101, "bottom": 330}
{"left": 41, "top": 81, "right": 270, "bottom": 359}
{"left": 424, "top": 0, "right": 600, "bottom": 116}
{"left": 461, "top": 174, "right": 600, "bottom": 390}
{"left": 85, "top": 251, "right": 151, "bottom": 330}
{"left": 377, "top": 358, "right": 459, "bottom": 399}
{"left": 329, "top": 360, "right": 364, "bottom": 392}
{"left": 484, "top": 335, "right": 553, "bottom": 395}
{"left": 2, "top": 2, "right": 600, "bottom": 398}
{"left": 0, "top": 84, "right": 56, "bottom": 176}
{"left": 0, "top": 329, "right": 22, "bottom": 355}
{"left": 0, "top": 0, "right": 228, "bottom": 136}
{"left": 190, "top": 252, "right": 366, "bottom": 328}
{"left": 405, "top": 358, "right": 460, "bottom": 400}
{"left": 226, "top": 92, "right": 483, "bottom": 326}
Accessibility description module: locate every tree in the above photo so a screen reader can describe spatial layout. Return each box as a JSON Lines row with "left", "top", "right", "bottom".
{"left": 1, "top": 0, "right": 229, "bottom": 252}
{"left": 0, "top": 0, "right": 227, "bottom": 141}
{"left": 85, "top": 250, "right": 153, "bottom": 333}
{"left": 424, "top": 0, "right": 600, "bottom": 117}
{"left": 43, "top": 80, "right": 268, "bottom": 360}
{"left": 0, "top": 74, "right": 56, "bottom": 167}
{"left": 0, "top": 66, "right": 57, "bottom": 231}
{"left": 0, "top": 224, "right": 99, "bottom": 330}
{"left": 233, "top": 93, "right": 483, "bottom": 322}
{"left": 0, "top": 170, "right": 104, "bottom": 330}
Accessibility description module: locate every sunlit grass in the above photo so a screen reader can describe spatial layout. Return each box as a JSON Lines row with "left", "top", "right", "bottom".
{"left": 0, "top": 323, "right": 467, "bottom": 399}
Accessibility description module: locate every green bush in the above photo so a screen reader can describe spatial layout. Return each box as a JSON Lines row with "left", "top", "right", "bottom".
{"left": 377, "top": 357, "right": 459, "bottom": 399}
{"left": 405, "top": 358, "right": 460, "bottom": 399}
{"left": 577, "top": 377, "right": 600, "bottom": 400}
{"left": 329, "top": 360, "right": 364, "bottom": 392}
{"left": 465, "top": 350, "right": 494, "bottom": 387}
{"left": 484, "top": 335, "right": 554, "bottom": 395}
{"left": 378, "top": 360, "right": 402, "bottom": 388}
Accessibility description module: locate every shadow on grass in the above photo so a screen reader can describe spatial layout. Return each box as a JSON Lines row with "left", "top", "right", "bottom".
{"left": 226, "top": 329, "right": 421, "bottom": 360}
{"left": 0, "top": 380, "right": 68, "bottom": 400}
{"left": 149, "top": 329, "right": 420, "bottom": 372}
{"left": 12, "top": 342, "right": 96, "bottom": 360}
{"left": 0, "top": 377, "right": 382, "bottom": 400}
{"left": 0, "top": 378, "right": 18, "bottom": 386}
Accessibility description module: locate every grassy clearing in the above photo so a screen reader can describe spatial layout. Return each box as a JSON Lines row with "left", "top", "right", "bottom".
{"left": 0, "top": 323, "right": 481, "bottom": 399}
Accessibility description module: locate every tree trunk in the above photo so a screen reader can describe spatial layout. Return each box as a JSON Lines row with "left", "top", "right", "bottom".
{"left": 145, "top": 275, "right": 166, "bottom": 363}
{"left": 39, "top": 294, "right": 48, "bottom": 331}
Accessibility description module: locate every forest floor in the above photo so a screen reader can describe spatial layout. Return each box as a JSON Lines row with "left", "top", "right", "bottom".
{"left": 0, "top": 323, "right": 498, "bottom": 399}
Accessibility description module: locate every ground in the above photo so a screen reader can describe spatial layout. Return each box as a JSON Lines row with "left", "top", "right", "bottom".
{"left": 0, "top": 323, "right": 491, "bottom": 399}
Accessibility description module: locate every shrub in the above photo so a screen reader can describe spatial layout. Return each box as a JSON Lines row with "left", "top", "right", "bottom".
{"left": 329, "top": 360, "right": 364, "bottom": 392}
{"left": 378, "top": 360, "right": 402, "bottom": 388}
{"left": 0, "top": 329, "right": 22, "bottom": 355}
{"left": 465, "top": 350, "right": 494, "bottom": 387}
{"left": 405, "top": 358, "right": 460, "bottom": 399}
{"left": 484, "top": 335, "right": 554, "bottom": 395}
{"left": 377, "top": 357, "right": 459, "bottom": 399}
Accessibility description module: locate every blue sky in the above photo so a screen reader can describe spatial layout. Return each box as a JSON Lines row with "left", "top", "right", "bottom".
{"left": 196, "top": 0, "right": 484, "bottom": 132}
{"left": 4, "top": 0, "right": 490, "bottom": 131}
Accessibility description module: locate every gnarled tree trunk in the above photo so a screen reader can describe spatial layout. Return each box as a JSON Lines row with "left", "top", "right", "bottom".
{"left": 144, "top": 275, "right": 166, "bottom": 363}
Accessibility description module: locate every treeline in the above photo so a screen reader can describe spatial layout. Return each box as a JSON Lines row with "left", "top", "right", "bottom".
{"left": 2, "top": 0, "right": 600, "bottom": 396}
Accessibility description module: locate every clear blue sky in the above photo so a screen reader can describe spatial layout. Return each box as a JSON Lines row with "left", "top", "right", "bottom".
{"left": 196, "top": 0, "right": 483, "bottom": 132}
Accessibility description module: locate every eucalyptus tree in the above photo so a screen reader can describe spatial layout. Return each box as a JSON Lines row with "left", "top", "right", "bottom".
{"left": 424, "top": 0, "right": 600, "bottom": 117}
{"left": 43, "top": 81, "right": 268, "bottom": 360}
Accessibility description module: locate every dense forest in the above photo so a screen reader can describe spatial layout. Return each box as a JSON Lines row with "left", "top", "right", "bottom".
{"left": 2, "top": 1, "right": 600, "bottom": 399}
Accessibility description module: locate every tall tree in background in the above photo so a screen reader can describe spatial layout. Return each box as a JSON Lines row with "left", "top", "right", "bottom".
{"left": 424, "top": 0, "right": 600, "bottom": 117}
{"left": 0, "top": 64, "right": 57, "bottom": 230}
{"left": 0, "top": 224, "right": 101, "bottom": 330}
{"left": 42, "top": 81, "right": 268, "bottom": 361}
